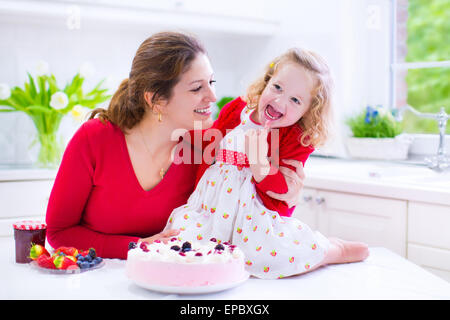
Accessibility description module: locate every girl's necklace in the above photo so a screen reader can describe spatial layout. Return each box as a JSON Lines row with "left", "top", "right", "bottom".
{"left": 138, "top": 126, "right": 167, "bottom": 180}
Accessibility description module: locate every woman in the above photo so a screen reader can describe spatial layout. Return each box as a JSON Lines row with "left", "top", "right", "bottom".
{"left": 45, "top": 32, "right": 307, "bottom": 259}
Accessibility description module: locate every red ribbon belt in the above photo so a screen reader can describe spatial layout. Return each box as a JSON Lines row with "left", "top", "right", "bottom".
{"left": 216, "top": 149, "right": 250, "bottom": 167}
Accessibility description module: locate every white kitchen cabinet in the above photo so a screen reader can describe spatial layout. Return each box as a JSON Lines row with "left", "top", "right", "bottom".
{"left": 317, "top": 190, "right": 407, "bottom": 257}
{"left": 407, "top": 201, "right": 450, "bottom": 281}
{"left": 0, "top": 170, "right": 55, "bottom": 237}
{"left": 293, "top": 188, "right": 408, "bottom": 257}
{"left": 0, "top": 0, "right": 279, "bottom": 36}
{"left": 292, "top": 187, "right": 318, "bottom": 230}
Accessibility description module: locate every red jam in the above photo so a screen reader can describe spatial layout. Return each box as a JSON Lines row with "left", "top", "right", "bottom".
{"left": 13, "top": 221, "right": 47, "bottom": 263}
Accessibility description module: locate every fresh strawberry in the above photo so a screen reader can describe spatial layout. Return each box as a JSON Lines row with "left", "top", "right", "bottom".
{"left": 66, "top": 255, "right": 77, "bottom": 263}
{"left": 36, "top": 254, "right": 56, "bottom": 269}
{"left": 53, "top": 255, "right": 78, "bottom": 270}
{"left": 29, "top": 244, "right": 50, "bottom": 260}
{"left": 55, "top": 246, "right": 78, "bottom": 257}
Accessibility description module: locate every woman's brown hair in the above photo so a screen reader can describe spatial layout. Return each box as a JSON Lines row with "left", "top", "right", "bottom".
{"left": 90, "top": 31, "right": 206, "bottom": 131}
{"left": 245, "top": 48, "right": 333, "bottom": 148}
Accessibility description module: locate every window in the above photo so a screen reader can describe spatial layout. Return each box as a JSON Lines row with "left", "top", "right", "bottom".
{"left": 392, "top": 0, "right": 450, "bottom": 134}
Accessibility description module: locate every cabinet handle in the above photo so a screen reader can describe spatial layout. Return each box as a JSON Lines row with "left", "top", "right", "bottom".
{"left": 315, "top": 197, "right": 325, "bottom": 205}
{"left": 303, "top": 195, "right": 313, "bottom": 202}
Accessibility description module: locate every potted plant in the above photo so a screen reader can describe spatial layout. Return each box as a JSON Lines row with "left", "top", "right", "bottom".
{"left": 0, "top": 63, "right": 111, "bottom": 168}
{"left": 345, "top": 105, "right": 413, "bottom": 160}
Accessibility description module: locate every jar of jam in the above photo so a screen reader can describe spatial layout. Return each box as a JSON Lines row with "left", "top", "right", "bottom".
{"left": 13, "top": 221, "right": 47, "bottom": 263}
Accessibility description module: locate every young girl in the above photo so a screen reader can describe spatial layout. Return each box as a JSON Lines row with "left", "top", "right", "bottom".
{"left": 164, "top": 48, "right": 369, "bottom": 279}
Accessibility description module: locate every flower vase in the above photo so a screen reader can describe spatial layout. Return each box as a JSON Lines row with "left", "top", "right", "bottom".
{"left": 36, "top": 131, "right": 63, "bottom": 168}
{"left": 30, "top": 112, "right": 64, "bottom": 168}
{"left": 0, "top": 68, "right": 111, "bottom": 168}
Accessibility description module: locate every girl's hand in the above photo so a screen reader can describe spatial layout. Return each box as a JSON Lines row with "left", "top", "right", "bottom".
{"left": 244, "top": 128, "right": 269, "bottom": 165}
{"left": 266, "top": 159, "right": 305, "bottom": 208}
{"left": 138, "top": 229, "right": 180, "bottom": 244}
{"left": 245, "top": 128, "right": 270, "bottom": 182}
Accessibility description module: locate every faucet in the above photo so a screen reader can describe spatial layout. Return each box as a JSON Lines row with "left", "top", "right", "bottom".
{"left": 395, "top": 105, "right": 449, "bottom": 172}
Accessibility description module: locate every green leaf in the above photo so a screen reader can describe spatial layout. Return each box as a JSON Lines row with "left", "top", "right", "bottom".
{"left": 37, "top": 76, "right": 49, "bottom": 107}
{"left": 346, "top": 108, "right": 403, "bottom": 138}
{"left": 0, "top": 106, "right": 17, "bottom": 112}
{"left": 0, "top": 97, "right": 25, "bottom": 111}
{"left": 25, "top": 105, "right": 53, "bottom": 114}
{"left": 216, "top": 96, "right": 235, "bottom": 110}
{"left": 27, "top": 73, "right": 38, "bottom": 102}
{"left": 47, "top": 74, "right": 59, "bottom": 96}
{"left": 10, "top": 86, "right": 34, "bottom": 106}
{"left": 64, "top": 73, "right": 85, "bottom": 97}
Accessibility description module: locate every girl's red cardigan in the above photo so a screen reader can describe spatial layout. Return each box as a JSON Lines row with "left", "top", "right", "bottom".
{"left": 194, "top": 97, "right": 314, "bottom": 217}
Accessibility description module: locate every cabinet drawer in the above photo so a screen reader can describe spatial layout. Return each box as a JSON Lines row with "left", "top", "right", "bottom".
{"left": 408, "top": 243, "right": 450, "bottom": 282}
{"left": 318, "top": 190, "right": 407, "bottom": 256}
{"left": 0, "top": 180, "right": 54, "bottom": 219}
{"left": 292, "top": 188, "right": 318, "bottom": 229}
{"left": 320, "top": 190, "right": 407, "bottom": 217}
{"left": 408, "top": 202, "right": 450, "bottom": 250}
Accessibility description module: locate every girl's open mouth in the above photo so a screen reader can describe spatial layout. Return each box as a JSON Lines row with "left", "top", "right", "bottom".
{"left": 264, "top": 104, "right": 283, "bottom": 120}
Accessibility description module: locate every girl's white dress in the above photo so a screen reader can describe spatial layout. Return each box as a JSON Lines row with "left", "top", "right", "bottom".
{"left": 164, "top": 106, "right": 329, "bottom": 279}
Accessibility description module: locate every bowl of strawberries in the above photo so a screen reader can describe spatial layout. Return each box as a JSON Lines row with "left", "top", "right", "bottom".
{"left": 29, "top": 244, "right": 104, "bottom": 274}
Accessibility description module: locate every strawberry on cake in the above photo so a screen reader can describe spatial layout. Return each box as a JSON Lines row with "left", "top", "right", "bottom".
{"left": 126, "top": 238, "right": 248, "bottom": 288}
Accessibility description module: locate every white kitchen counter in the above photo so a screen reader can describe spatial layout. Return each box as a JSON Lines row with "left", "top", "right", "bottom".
{"left": 0, "top": 167, "right": 56, "bottom": 182}
{"left": 1, "top": 238, "right": 449, "bottom": 300}
{"left": 1, "top": 157, "right": 448, "bottom": 205}
{"left": 304, "top": 157, "right": 450, "bottom": 206}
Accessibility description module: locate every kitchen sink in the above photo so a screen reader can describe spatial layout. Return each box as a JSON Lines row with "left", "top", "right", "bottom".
{"left": 306, "top": 157, "right": 450, "bottom": 188}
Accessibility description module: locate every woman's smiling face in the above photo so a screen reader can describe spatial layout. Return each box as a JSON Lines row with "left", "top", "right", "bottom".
{"left": 160, "top": 53, "right": 217, "bottom": 131}
{"left": 253, "top": 62, "right": 316, "bottom": 129}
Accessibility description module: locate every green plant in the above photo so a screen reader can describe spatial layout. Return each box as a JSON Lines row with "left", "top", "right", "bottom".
{"left": 346, "top": 105, "right": 403, "bottom": 138}
{"left": 213, "top": 96, "right": 235, "bottom": 120}
{"left": 216, "top": 96, "right": 235, "bottom": 111}
{"left": 0, "top": 70, "right": 111, "bottom": 167}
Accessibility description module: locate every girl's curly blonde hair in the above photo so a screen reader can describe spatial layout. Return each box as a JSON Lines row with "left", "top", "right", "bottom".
{"left": 245, "top": 48, "right": 333, "bottom": 148}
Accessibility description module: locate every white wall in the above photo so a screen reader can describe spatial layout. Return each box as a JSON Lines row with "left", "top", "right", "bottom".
{"left": 0, "top": 0, "right": 392, "bottom": 165}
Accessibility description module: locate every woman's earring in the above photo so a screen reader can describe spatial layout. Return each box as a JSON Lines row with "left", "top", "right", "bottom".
{"left": 158, "top": 112, "right": 162, "bottom": 122}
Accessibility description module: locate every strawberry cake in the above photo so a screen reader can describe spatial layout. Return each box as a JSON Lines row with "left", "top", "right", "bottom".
{"left": 126, "top": 238, "right": 248, "bottom": 288}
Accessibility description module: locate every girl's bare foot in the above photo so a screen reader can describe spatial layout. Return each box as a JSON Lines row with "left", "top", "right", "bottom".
{"left": 323, "top": 237, "right": 370, "bottom": 265}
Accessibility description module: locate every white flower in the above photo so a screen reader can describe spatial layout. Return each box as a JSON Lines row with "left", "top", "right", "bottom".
{"left": 50, "top": 91, "right": 69, "bottom": 110}
{"left": 0, "top": 83, "right": 11, "bottom": 100}
{"left": 36, "top": 60, "right": 49, "bottom": 76}
{"left": 70, "top": 104, "right": 88, "bottom": 122}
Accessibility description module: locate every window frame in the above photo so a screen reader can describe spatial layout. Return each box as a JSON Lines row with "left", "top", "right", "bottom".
{"left": 389, "top": 0, "right": 450, "bottom": 113}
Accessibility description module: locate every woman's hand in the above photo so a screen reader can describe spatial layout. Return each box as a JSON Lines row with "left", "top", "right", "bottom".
{"left": 138, "top": 229, "right": 180, "bottom": 244}
{"left": 266, "top": 159, "right": 306, "bottom": 208}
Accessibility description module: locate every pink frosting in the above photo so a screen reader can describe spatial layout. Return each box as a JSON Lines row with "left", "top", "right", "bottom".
{"left": 126, "top": 239, "right": 247, "bottom": 287}
{"left": 127, "top": 258, "right": 246, "bottom": 287}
